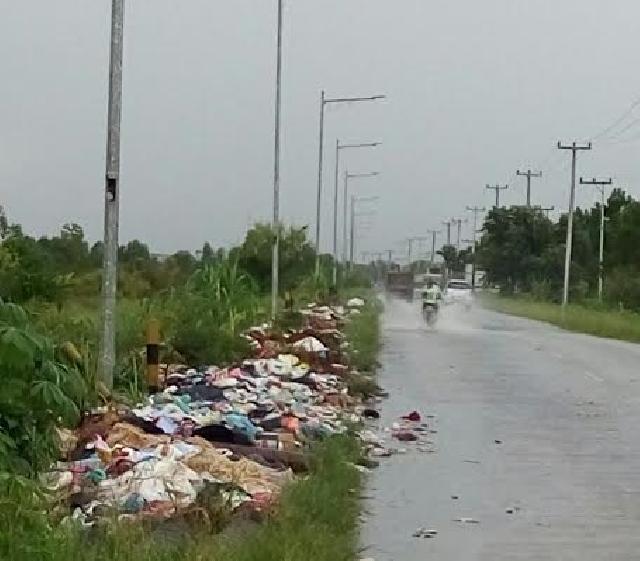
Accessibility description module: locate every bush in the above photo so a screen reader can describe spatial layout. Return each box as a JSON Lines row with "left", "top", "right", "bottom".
{"left": 605, "top": 267, "right": 640, "bottom": 311}
{"left": 167, "top": 262, "right": 262, "bottom": 365}
{"left": 0, "top": 300, "right": 85, "bottom": 474}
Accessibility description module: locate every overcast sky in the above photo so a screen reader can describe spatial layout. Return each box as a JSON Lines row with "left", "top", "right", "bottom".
{"left": 2, "top": 1, "right": 640, "bottom": 259}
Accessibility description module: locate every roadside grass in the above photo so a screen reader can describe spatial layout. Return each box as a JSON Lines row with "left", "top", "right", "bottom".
{"left": 1, "top": 436, "right": 363, "bottom": 561}
{"left": 483, "top": 294, "right": 640, "bottom": 343}
{"left": 345, "top": 295, "right": 382, "bottom": 374}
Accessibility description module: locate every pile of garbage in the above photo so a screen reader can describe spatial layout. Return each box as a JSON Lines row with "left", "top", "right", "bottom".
{"left": 46, "top": 298, "right": 385, "bottom": 526}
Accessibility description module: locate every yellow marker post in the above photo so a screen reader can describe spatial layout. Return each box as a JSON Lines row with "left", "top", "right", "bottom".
{"left": 146, "top": 319, "right": 160, "bottom": 389}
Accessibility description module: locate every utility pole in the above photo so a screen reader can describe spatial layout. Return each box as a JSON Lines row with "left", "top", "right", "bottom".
{"left": 343, "top": 171, "right": 379, "bottom": 267}
{"left": 516, "top": 169, "right": 542, "bottom": 207}
{"left": 538, "top": 205, "right": 555, "bottom": 218}
{"left": 425, "top": 229, "right": 440, "bottom": 266}
{"left": 466, "top": 206, "right": 486, "bottom": 290}
{"left": 451, "top": 218, "right": 466, "bottom": 251}
{"left": 100, "top": 0, "right": 125, "bottom": 389}
{"left": 271, "top": 0, "right": 283, "bottom": 319}
{"left": 442, "top": 219, "right": 453, "bottom": 245}
{"left": 557, "top": 141, "right": 592, "bottom": 308}
{"left": 580, "top": 177, "right": 611, "bottom": 302}
{"left": 314, "top": 92, "right": 385, "bottom": 277}
{"left": 349, "top": 196, "right": 378, "bottom": 268}
{"left": 406, "top": 236, "right": 429, "bottom": 271}
{"left": 332, "top": 141, "right": 380, "bottom": 287}
{"left": 486, "top": 184, "right": 509, "bottom": 208}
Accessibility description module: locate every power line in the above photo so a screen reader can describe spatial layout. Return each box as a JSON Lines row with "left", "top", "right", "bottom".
{"left": 589, "top": 94, "right": 640, "bottom": 142}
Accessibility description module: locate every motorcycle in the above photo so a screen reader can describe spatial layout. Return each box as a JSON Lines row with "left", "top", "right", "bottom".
{"left": 422, "top": 302, "right": 439, "bottom": 326}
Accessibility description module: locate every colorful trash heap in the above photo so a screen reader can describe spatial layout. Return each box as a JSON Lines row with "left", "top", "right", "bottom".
{"left": 47, "top": 299, "right": 385, "bottom": 526}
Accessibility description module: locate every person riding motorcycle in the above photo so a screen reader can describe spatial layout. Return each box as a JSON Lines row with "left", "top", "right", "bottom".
{"left": 421, "top": 281, "right": 442, "bottom": 311}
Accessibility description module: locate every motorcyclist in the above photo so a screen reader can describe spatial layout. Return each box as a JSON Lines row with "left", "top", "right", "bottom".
{"left": 421, "top": 280, "right": 442, "bottom": 311}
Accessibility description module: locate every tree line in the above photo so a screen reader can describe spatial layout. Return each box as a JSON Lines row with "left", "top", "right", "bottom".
{"left": 476, "top": 188, "right": 640, "bottom": 309}
{"left": 0, "top": 207, "right": 324, "bottom": 305}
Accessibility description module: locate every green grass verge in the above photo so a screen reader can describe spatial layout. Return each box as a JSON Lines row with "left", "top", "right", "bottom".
{"left": 344, "top": 295, "right": 382, "bottom": 373}
{"left": 1, "top": 436, "right": 364, "bottom": 561}
{"left": 483, "top": 294, "right": 640, "bottom": 343}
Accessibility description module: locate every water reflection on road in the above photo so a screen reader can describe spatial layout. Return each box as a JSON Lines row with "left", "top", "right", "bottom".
{"left": 361, "top": 295, "right": 640, "bottom": 560}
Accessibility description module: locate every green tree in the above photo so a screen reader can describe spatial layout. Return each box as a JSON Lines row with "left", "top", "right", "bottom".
{"left": 478, "top": 207, "right": 557, "bottom": 292}
{"left": 233, "top": 223, "right": 315, "bottom": 292}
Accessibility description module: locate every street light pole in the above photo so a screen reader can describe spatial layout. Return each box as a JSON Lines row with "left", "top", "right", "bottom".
{"left": 270, "top": 0, "right": 284, "bottom": 320}
{"left": 332, "top": 141, "right": 380, "bottom": 286}
{"left": 314, "top": 90, "right": 326, "bottom": 279}
{"left": 580, "top": 177, "right": 612, "bottom": 302}
{"left": 557, "top": 141, "right": 592, "bottom": 308}
{"left": 100, "top": 0, "right": 125, "bottom": 390}
{"left": 314, "top": 92, "right": 385, "bottom": 277}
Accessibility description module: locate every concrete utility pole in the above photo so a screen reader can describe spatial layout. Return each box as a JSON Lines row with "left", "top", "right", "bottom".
{"left": 557, "top": 141, "right": 592, "bottom": 308}
{"left": 271, "top": 0, "right": 284, "bottom": 319}
{"left": 100, "top": 0, "right": 125, "bottom": 389}
{"left": 539, "top": 205, "right": 555, "bottom": 218}
{"left": 425, "top": 229, "right": 440, "bottom": 265}
{"left": 486, "top": 184, "right": 509, "bottom": 208}
{"left": 343, "top": 171, "right": 379, "bottom": 267}
{"left": 516, "top": 169, "right": 542, "bottom": 207}
{"left": 315, "top": 92, "right": 385, "bottom": 277}
{"left": 466, "top": 206, "right": 486, "bottom": 289}
{"left": 332, "top": 141, "right": 380, "bottom": 286}
{"left": 406, "top": 236, "right": 429, "bottom": 271}
{"left": 580, "top": 177, "right": 612, "bottom": 302}
{"left": 442, "top": 219, "right": 453, "bottom": 245}
{"left": 349, "top": 196, "right": 378, "bottom": 268}
{"left": 451, "top": 218, "right": 466, "bottom": 251}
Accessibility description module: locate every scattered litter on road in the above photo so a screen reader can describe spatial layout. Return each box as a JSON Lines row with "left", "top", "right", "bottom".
{"left": 494, "top": 439, "right": 503, "bottom": 444}
{"left": 463, "top": 459, "right": 481, "bottom": 464}
{"left": 413, "top": 527, "right": 438, "bottom": 538}
{"left": 402, "top": 410, "right": 421, "bottom": 422}
{"left": 451, "top": 495, "right": 459, "bottom": 500}
{"left": 454, "top": 517, "right": 480, "bottom": 524}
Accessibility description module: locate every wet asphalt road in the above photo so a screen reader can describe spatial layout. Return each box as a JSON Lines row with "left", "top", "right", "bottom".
{"left": 361, "top": 296, "right": 640, "bottom": 561}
